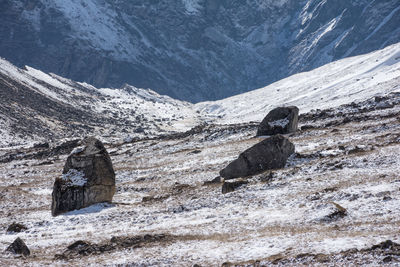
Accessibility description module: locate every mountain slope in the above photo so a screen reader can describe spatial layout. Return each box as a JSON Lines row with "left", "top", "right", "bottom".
{"left": 196, "top": 42, "right": 400, "bottom": 123}
{"left": 0, "top": 58, "right": 200, "bottom": 147}
{"left": 1, "top": 0, "right": 399, "bottom": 101}
{"left": 1, "top": 42, "right": 400, "bottom": 147}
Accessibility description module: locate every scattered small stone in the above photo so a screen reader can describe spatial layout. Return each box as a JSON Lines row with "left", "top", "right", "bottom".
{"left": 260, "top": 172, "right": 274, "bottom": 182}
{"left": 323, "top": 187, "right": 338, "bottom": 193}
{"left": 307, "top": 193, "right": 321, "bottom": 201}
{"left": 142, "top": 195, "right": 169, "bottom": 203}
{"left": 222, "top": 180, "right": 248, "bottom": 194}
{"left": 33, "top": 142, "right": 50, "bottom": 149}
{"left": 300, "top": 125, "right": 314, "bottom": 131}
{"left": 382, "top": 256, "right": 392, "bottom": 263}
{"left": 203, "top": 176, "right": 223, "bottom": 185}
{"left": 383, "top": 196, "right": 392, "bottom": 201}
{"left": 5, "top": 237, "right": 30, "bottom": 256}
{"left": 37, "top": 160, "right": 54, "bottom": 166}
{"left": 56, "top": 234, "right": 167, "bottom": 260}
{"left": 172, "top": 205, "right": 189, "bottom": 213}
{"left": 188, "top": 149, "right": 202, "bottom": 155}
{"left": 321, "top": 202, "right": 347, "bottom": 222}
{"left": 370, "top": 240, "right": 400, "bottom": 250}
{"left": 6, "top": 222, "right": 28, "bottom": 233}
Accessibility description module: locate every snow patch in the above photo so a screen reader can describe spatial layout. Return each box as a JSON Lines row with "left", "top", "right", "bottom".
{"left": 252, "top": 0, "right": 289, "bottom": 9}
{"left": 268, "top": 118, "right": 289, "bottom": 128}
{"left": 182, "top": 0, "right": 203, "bottom": 14}
{"left": 61, "top": 169, "right": 87, "bottom": 187}
{"left": 50, "top": 0, "right": 138, "bottom": 60}
{"left": 70, "top": 146, "right": 85, "bottom": 155}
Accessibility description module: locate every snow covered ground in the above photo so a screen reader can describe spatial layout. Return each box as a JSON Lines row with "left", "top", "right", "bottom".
{"left": 0, "top": 43, "right": 400, "bottom": 265}
{"left": 0, "top": 92, "right": 400, "bottom": 265}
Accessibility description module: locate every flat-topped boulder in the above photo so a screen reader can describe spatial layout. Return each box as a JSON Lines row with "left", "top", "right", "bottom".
{"left": 51, "top": 137, "right": 115, "bottom": 216}
{"left": 220, "top": 135, "right": 294, "bottom": 179}
{"left": 256, "top": 106, "right": 299, "bottom": 136}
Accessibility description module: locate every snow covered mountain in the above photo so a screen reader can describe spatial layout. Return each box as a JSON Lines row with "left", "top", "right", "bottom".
{"left": 1, "top": 0, "right": 399, "bottom": 101}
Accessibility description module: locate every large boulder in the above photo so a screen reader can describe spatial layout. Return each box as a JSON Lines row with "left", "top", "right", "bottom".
{"left": 220, "top": 135, "right": 294, "bottom": 179}
{"left": 51, "top": 137, "right": 116, "bottom": 216}
{"left": 256, "top": 106, "right": 299, "bottom": 136}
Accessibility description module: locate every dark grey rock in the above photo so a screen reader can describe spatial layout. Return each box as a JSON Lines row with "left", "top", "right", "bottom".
{"left": 202, "top": 176, "right": 223, "bottom": 186}
{"left": 51, "top": 137, "right": 116, "bottom": 216}
{"left": 222, "top": 180, "right": 248, "bottom": 194}
{"left": 257, "top": 106, "right": 299, "bottom": 136}
{"left": 5, "top": 237, "right": 30, "bottom": 256}
{"left": 220, "top": 135, "right": 295, "bottom": 179}
{"left": 6, "top": 222, "right": 28, "bottom": 233}
{"left": 321, "top": 202, "right": 347, "bottom": 222}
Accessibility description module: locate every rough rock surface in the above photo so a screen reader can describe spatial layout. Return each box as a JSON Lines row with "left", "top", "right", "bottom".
{"left": 220, "top": 135, "right": 295, "bottom": 179}
{"left": 51, "top": 137, "right": 115, "bottom": 216}
{"left": 5, "top": 237, "right": 30, "bottom": 257}
{"left": 256, "top": 106, "right": 299, "bottom": 136}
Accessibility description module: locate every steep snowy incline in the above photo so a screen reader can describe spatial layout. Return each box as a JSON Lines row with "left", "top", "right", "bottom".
{"left": 0, "top": 58, "right": 200, "bottom": 147}
{"left": 196, "top": 42, "right": 400, "bottom": 123}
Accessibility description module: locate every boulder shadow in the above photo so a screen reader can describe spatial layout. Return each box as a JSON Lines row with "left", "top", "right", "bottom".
{"left": 63, "top": 202, "right": 115, "bottom": 216}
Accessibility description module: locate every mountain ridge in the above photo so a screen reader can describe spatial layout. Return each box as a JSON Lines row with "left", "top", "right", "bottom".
{"left": 1, "top": 0, "right": 399, "bottom": 101}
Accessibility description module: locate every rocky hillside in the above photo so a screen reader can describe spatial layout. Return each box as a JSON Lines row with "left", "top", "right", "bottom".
{"left": 1, "top": 0, "right": 399, "bottom": 101}
{"left": 1, "top": 42, "right": 399, "bottom": 148}
{"left": 0, "top": 58, "right": 200, "bottom": 147}
{"left": 1, "top": 89, "right": 399, "bottom": 265}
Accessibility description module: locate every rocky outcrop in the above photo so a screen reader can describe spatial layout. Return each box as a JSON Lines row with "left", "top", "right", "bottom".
{"left": 220, "top": 135, "right": 295, "bottom": 179}
{"left": 51, "top": 137, "right": 115, "bottom": 216}
{"left": 5, "top": 238, "right": 30, "bottom": 257}
{"left": 256, "top": 106, "right": 299, "bottom": 136}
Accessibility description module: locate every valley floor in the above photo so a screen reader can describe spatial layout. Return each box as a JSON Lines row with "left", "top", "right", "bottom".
{"left": 1, "top": 93, "right": 400, "bottom": 266}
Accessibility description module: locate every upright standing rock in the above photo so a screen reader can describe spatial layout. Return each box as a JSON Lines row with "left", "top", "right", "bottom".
{"left": 220, "top": 135, "right": 294, "bottom": 179}
{"left": 256, "top": 106, "right": 299, "bottom": 136}
{"left": 51, "top": 137, "right": 116, "bottom": 216}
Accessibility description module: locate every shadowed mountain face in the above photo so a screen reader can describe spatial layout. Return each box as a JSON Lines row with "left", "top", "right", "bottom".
{"left": 1, "top": 0, "right": 399, "bottom": 102}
